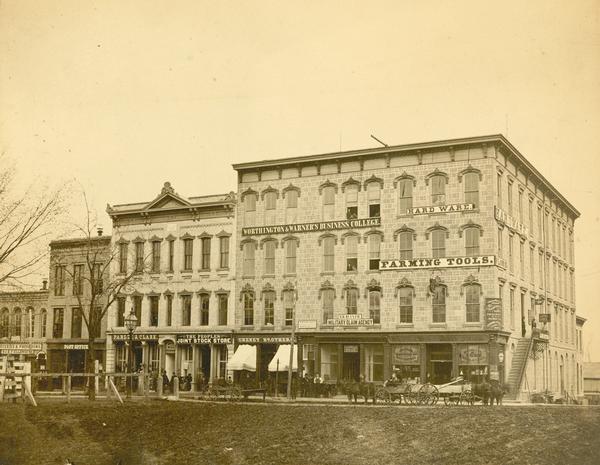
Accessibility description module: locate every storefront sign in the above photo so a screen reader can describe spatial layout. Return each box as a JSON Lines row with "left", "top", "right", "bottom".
{"left": 176, "top": 333, "right": 233, "bottom": 344}
{"left": 485, "top": 298, "right": 503, "bottom": 331}
{"left": 0, "top": 343, "right": 42, "bottom": 351}
{"left": 495, "top": 206, "right": 529, "bottom": 236}
{"left": 393, "top": 345, "right": 420, "bottom": 364}
{"left": 297, "top": 320, "right": 317, "bottom": 330}
{"left": 327, "top": 314, "right": 374, "bottom": 326}
{"left": 242, "top": 217, "right": 381, "bottom": 236}
{"left": 111, "top": 333, "right": 161, "bottom": 341}
{"left": 165, "top": 342, "right": 176, "bottom": 354}
{"left": 343, "top": 345, "right": 359, "bottom": 353}
{"left": 406, "top": 203, "right": 474, "bottom": 215}
{"left": 539, "top": 313, "right": 551, "bottom": 323}
{"left": 458, "top": 344, "right": 489, "bottom": 365}
{"left": 236, "top": 335, "right": 296, "bottom": 344}
{"left": 63, "top": 344, "right": 88, "bottom": 350}
{"left": 380, "top": 255, "right": 495, "bottom": 270}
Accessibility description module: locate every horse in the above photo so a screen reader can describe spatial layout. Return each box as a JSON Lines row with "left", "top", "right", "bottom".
{"left": 340, "top": 378, "right": 376, "bottom": 404}
{"left": 472, "top": 380, "right": 508, "bottom": 405}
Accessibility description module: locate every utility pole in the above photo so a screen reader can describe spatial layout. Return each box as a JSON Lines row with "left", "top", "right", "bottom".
{"left": 286, "top": 290, "right": 297, "bottom": 399}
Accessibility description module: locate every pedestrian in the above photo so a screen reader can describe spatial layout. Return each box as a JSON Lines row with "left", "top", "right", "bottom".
{"left": 161, "top": 370, "right": 169, "bottom": 394}
{"left": 313, "top": 373, "right": 323, "bottom": 397}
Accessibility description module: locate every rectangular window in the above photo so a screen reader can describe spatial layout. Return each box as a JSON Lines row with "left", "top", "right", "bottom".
{"left": 346, "top": 288, "right": 358, "bottom": 315}
{"left": 364, "top": 345, "right": 384, "bottom": 382}
{"left": 201, "top": 237, "right": 211, "bottom": 270}
{"left": 369, "top": 290, "right": 381, "bottom": 324}
{"left": 117, "top": 297, "right": 125, "bottom": 327}
{"left": 320, "top": 345, "right": 338, "bottom": 382}
{"left": 519, "top": 241, "right": 524, "bottom": 276}
{"left": 346, "top": 235, "right": 358, "bottom": 271}
{"left": 507, "top": 182, "right": 513, "bottom": 215}
{"left": 518, "top": 190, "right": 523, "bottom": 222}
{"left": 218, "top": 294, "right": 228, "bottom": 325}
{"left": 54, "top": 265, "right": 65, "bottom": 296}
{"left": 264, "top": 241, "right": 275, "bottom": 275}
{"left": 510, "top": 288, "right": 515, "bottom": 330}
{"left": 368, "top": 234, "right": 381, "bottom": 270}
{"left": 183, "top": 239, "right": 193, "bottom": 271}
{"left": 53, "top": 308, "right": 64, "bottom": 338}
{"left": 432, "top": 286, "right": 446, "bottom": 323}
{"left": 322, "top": 186, "right": 335, "bottom": 221}
{"left": 508, "top": 234, "right": 514, "bottom": 272}
{"left": 264, "top": 191, "right": 277, "bottom": 210}
{"left": 135, "top": 242, "right": 144, "bottom": 272}
{"left": 71, "top": 307, "right": 82, "bottom": 338}
{"left": 264, "top": 292, "right": 275, "bottom": 326}
{"left": 243, "top": 293, "right": 254, "bottom": 326}
{"left": 181, "top": 295, "right": 191, "bottom": 326}
{"left": 398, "top": 179, "right": 413, "bottom": 214}
{"left": 219, "top": 236, "right": 229, "bottom": 269}
{"left": 152, "top": 241, "right": 161, "bottom": 273}
{"left": 497, "top": 173, "right": 502, "bottom": 207}
{"left": 93, "top": 263, "right": 103, "bottom": 294}
{"left": 398, "top": 287, "right": 413, "bottom": 324}
{"left": 465, "top": 284, "right": 481, "bottom": 321}
{"left": 322, "top": 289, "right": 334, "bottom": 324}
{"left": 166, "top": 294, "right": 173, "bottom": 326}
{"left": 465, "top": 228, "right": 480, "bottom": 256}
{"left": 285, "top": 239, "right": 297, "bottom": 274}
{"left": 464, "top": 172, "right": 479, "bottom": 208}
{"left": 243, "top": 242, "right": 255, "bottom": 277}
{"left": 40, "top": 311, "right": 47, "bottom": 338}
{"left": 528, "top": 198, "right": 533, "bottom": 231}
{"left": 283, "top": 291, "right": 294, "bottom": 326}
{"left": 323, "top": 237, "right": 335, "bottom": 272}
{"left": 530, "top": 248, "right": 535, "bottom": 285}
{"left": 244, "top": 193, "right": 257, "bottom": 225}
{"left": 346, "top": 185, "right": 358, "bottom": 220}
{"left": 149, "top": 296, "right": 159, "bottom": 327}
{"left": 399, "top": 231, "right": 413, "bottom": 259}
{"left": 119, "top": 243, "right": 128, "bottom": 273}
{"left": 431, "top": 175, "right": 445, "bottom": 205}
{"left": 168, "top": 240, "right": 174, "bottom": 272}
{"left": 285, "top": 189, "right": 298, "bottom": 223}
{"left": 538, "top": 207, "right": 542, "bottom": 240}
{"left": 200, "top": 294, "right": 210, "bottom": 326}
{"left": 72, "top": 264, "right": 83, "bottom": 296}
{"left": 432, "top": 230, "right": 445, "bottom": 259}
{"left": 539, "top": 253, "right": 544, "bottom": 286}
{"left": 367, "top": 183, "right": 381, "bottom": 218}
{"left": 133, "top": 295, "right": 142, "bottom": 326}
{"left": 498, "top": 228, "right": 503, "bottom": 259}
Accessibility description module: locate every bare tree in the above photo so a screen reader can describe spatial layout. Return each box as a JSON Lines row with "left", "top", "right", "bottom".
{"left": 0, "top": 155, "right": 68, "bottom": 289}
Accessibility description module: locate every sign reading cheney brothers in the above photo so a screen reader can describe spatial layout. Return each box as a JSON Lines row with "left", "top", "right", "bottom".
{"left": 242, "top": 217, "right": 380, "bottom": 236}
{"left": 485, "top": 298, "right": 503, "bottom": 330}
{"left": 406, "top": 203, "right": 474, "bottom": 215}
{"left": 327, "top": 314, "right": 374, "bottom": 326}
{"left": 380, "top": 255, "right": 495, "bottom": 270}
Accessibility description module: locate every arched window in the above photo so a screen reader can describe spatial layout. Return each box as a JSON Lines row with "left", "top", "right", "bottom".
{"left": 397, "top": 179, "right": 413, "bottom": 214}
{"left": 263, "top": 291, "right": 275, "bottom": 326}
{"left": 263, "top": 240, "right": 276, "bottom": 275}
{"left": 345, "top": 235, "right": 359, "bottom": 272}
{"left": 399, "top": 231, "right": 413, "bottom": 259}
{"left": 285, "top": 189, "right": 298, "bottom": 223}
{"left": 322, "top": 185, "right": 336, "bottom": 221}
{"left": 264, "top": 190, "right": 277, "bottom": 224}
{"left": 321, "top": 287, "right": 335, "bottom": 324}
{"left": 284, "top": 238, "right": 298, "bottom": 275}
{"left": 464, "top": 227, "right": 480, "bottom": 256}
{"left": 464, "top": 172, "right": 479, "bottom": 207}
{"left": 430, "top": 175, "right": 446, "bottom": 205}
{"left": 367, "top": 182, "right": 381, "bottom": 218}
{"left": 345, "top": 184, "right": 358, "bottom": 220}
{"left": 25, "top": 308, "right": 35, "bottom": 338}
{"left": 40, "top": 309, "right": 47, "bottom": 338}
{"left": 243, "top": 292, "right": 254, "bottom": 326}
{"left": 431, "top": 230, "right": 446, "bottom": 258}
{"left": 0, "top": 308, "right": 9, "bottom": 338}
{"left": 13, "top": 308, "right": 22, "bottom": 337}
{"left": 431, "top": 284, "right": 447, "bottom": 323}
{"left": 181, "top": 295, "right": 191, "bottom": 326}
{"left": 283, "top": 289, "right": 295, "bottom": 327}
{"left": 200, "top": 293, "right": 210, "bottom": 326}
{"left": 398, "top": 287, "right": 414, "bottom": 324}
{"left": 243, "top": 241, "right": 256, "bottom": 277}
{"left": 344, "top": 281, "right": 359, "bottom": 315}
{"left": 243, "top": 191, "right": 257, "bottom": 225}
{"left": 368, "top": 289, "right": 381, "bottom": 324}
{"left": 465, "top": 284, "right": 481, "bottom": 322}
{"left": 322, "top": 236, "right": 335, "bottom": 273}
{"left": 367, "top": 233, "right": 382, "bottom": 270}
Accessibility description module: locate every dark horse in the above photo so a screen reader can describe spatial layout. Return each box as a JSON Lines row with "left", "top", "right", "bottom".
{"left": 340, "top": 378, "right": 376, "bottom": 404}
{"left": 472, "top": 380, "right": 508, "bottom": 405}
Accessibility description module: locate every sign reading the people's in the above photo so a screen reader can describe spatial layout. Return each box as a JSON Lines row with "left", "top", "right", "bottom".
{"left": 380, "top": 255, "right": 496, "bottom": 270}
{"left": 177, "top": 333, "right": 233, "bottom": 344}
{"left": 242, "top": 217, "right": 380, "bottom": 236}
{"left": 327, "top": 314, "right": 374, "bottom": 326}
{"left": 405, "top": 203, "right": 474, "bottom": 215}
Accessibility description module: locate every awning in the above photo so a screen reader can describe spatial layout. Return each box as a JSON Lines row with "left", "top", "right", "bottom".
{"left": 228, "top": 344, "right": 256, "bottom": 371}
{"left": 268, "top": 344, "right": 298, "bottom": 372}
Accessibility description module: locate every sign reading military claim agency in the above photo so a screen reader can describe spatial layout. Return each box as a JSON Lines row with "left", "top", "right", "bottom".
{"left": 242, "top": 217, "right": 380, "bottom": 236}
{"left": 327, "top": 314, "right": 374, "bottom": 326}
{"left": 380, "top": 255, "right": 496, "bottom": 270}
{"left": 405, "top": 203, "right": 474, "bottom": 215}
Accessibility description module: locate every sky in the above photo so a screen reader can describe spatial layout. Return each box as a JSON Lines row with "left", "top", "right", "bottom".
{"left": 1, "top": 0, "right": 599, "bottom": 360}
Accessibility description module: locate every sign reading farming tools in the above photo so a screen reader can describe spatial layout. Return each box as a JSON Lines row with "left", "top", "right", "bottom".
{"left": 379, "top": 255, "right": 495, "bottom": 270}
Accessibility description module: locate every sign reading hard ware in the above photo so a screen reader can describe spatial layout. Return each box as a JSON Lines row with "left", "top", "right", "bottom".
{"left": 485, "top": 298, "right": 503, "bottom": 331}
{"left": 393, "top": 345, "right": 420, "bottom": 364}
{"left": 242, "top": 217, "right": 381, "bottom": 236}
{"left": 327, "top": 314, "right": 374, "bottom": 326}
{"left": 406, "top": 203, "right": 474, "bottom": 215}
{"left": 495, "top": 206, "right": 529, "bottom": 236}
{"left": 177, "top": 334, "right": 233, "bottom": 344}
{"left": 380, "top": 255, "right": 495, "bottom": 271}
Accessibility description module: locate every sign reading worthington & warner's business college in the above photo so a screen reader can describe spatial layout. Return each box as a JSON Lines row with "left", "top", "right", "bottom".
{"left": 380, "top": 255, "right": 496, "bottom": 270}
{"left": 242, "top": 217, "right": 380, "bottom": 236}
{"left": 405, "top": 203, "right": 474, "bottom": 215}
{"left": 327, "top": 314, "right": 374, "bottom": 326}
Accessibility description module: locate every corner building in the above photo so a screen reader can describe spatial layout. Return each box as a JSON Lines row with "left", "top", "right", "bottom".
{"left": 105, "top": 183, "right": 236, "bottom": 383}
{"left": 233, "top": 135, "right": 581, "bottom": 400}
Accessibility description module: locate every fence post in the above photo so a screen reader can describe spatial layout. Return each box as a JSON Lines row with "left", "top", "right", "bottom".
{"left": 106, "top": 375, "right": 112, "bottom": 400}
{"left": 174, "top": 376, "right": 179, "bottom": 398}
{"left": 157, "top": 376, "right": 163, "bottom": 396}
{"left": 94, "top": 361, "right": 100, "bottom": 396}
{"left": 66, "top": 375, "right": 71, "bottom": 403}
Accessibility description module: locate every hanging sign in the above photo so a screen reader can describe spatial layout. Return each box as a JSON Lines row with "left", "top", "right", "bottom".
{"left": 485, "top": 298, "right": 503, "bottom": 331}
{"left": 406, "top": 203, "right": 474, "bottom": 215}
{"left": 242, "top": 217, "right": 380, "bottom": 236}
{"left": 393, "top": 345, "right": 420, "bottom": 364}
{"left": 380, "top": 255, "right": 495, "bottom": 270}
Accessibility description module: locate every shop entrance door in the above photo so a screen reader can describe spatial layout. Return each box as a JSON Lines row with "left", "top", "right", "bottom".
{"left": 427, "top": 344, "right": 453, "bottom": 384}
{"left": 199, "top": 345, "right": 211, "bottom": 380}
{"left": 342, "top": 345, "right": 360, "bottom": 381}
{"left": 68, "top": 350, "right": 86, "bottom": 389}
{"left": 259, "top": 344, "right": 277, "bottom": 388}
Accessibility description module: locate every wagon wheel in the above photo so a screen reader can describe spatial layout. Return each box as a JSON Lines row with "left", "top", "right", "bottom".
{"left": 418, "top": 383, "right": 439, "bottom": 405}
{"left": 443, "top": 394, "right": 460, "bottom": 406}
{"left": 228, "top": 386, "right": 242, "bottom": 402}
{"left": 459, "top": 390, "right": 474, "bottom": 406}
{"left": 375, "top": 388, "right": 391, "bottom": 404}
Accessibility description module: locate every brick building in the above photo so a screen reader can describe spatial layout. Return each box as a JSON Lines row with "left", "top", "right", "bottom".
{"left": 104, "top": 183, "right": 236, "bottom": 384}
{"left": 232, "top": 134, "right": 580, "bottom": 399}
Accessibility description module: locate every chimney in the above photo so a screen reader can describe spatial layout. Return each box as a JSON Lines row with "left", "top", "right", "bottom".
{"left": 42, "top": 280, "right": 48, "bottom": 290}
{"left": 97, "top": 225, "right": 103, "bottom": 237}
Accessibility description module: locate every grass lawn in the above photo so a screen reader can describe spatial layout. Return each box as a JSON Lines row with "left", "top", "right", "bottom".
{"left": 0, "top": 400, "right": 599, "bottom": 465}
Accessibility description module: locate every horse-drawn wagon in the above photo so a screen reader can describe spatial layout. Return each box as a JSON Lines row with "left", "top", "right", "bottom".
{"left": 374, "top": 377, "right": 484, "bottom": 406}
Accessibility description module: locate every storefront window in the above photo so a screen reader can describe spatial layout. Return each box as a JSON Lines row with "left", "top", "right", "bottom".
{"left": 218, "top": 345, "right": 228, "bottom": 379}
{"left": 149, "top": 343, "right": 160, "bottom": 372}
{"left": 392, "top": 345, "right": 421, "bottom": 382}
{"left": 320, "top": 345, "right": 338, "bottom": 382}
{"left": 302, "top": 344, "right": 315, "bottom": 376}
{"left": 364, "top": 345, "right": 384, "bottom": 382}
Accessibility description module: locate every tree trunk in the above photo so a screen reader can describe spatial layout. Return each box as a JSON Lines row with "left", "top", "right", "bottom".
{"left": 86, "top": 320, "right": 98, "bottom": 401}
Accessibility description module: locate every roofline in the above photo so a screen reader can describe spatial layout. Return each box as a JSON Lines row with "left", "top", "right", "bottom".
{"left": 106, "top": 200, "right": 235, "bottom": 217}
{"left": 232, "top": 134, "right": 579, "bottom": 218}
{"left": 50, "top": 236, "right": 112, "bottom": 247}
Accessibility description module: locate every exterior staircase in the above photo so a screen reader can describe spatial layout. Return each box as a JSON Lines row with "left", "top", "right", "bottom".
{"left": 505, "top": 337, "right": 533, "bottom": 400}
